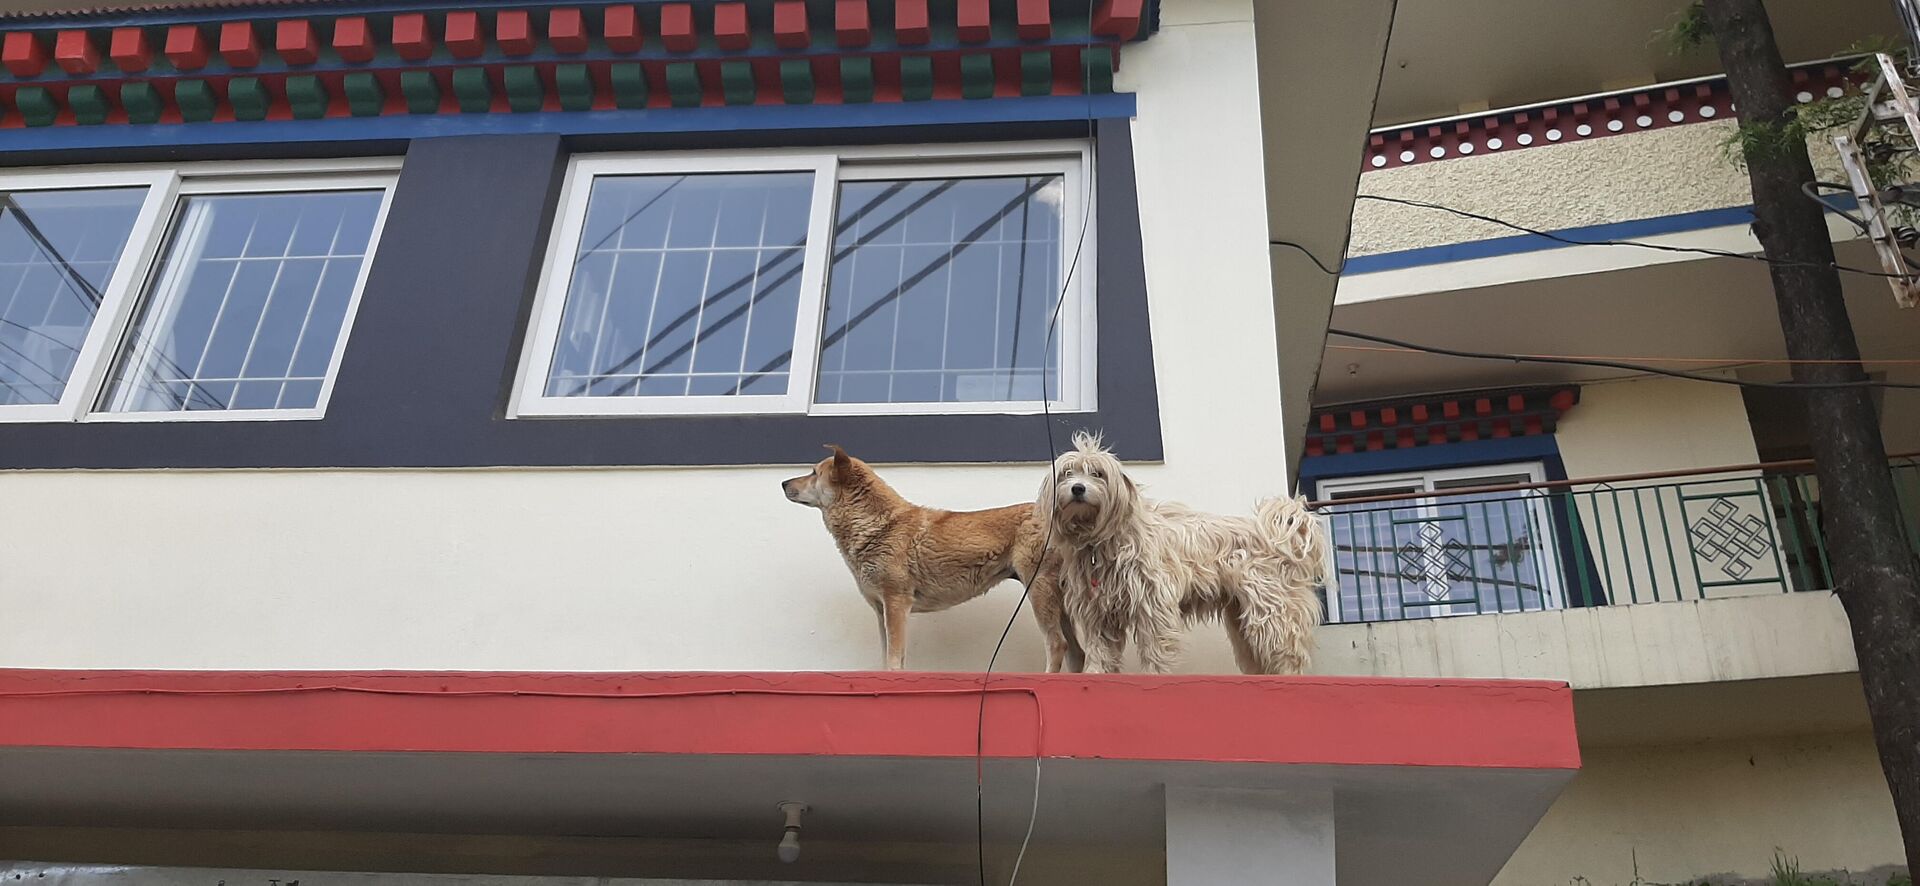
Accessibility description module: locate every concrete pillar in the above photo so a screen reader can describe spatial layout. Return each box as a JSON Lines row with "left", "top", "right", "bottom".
{"left": 1165, "top": 785, "right": 1335, "bottom": 885}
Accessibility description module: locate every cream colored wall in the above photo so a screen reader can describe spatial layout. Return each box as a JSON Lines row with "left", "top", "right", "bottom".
{"left": 1549, "top": 377, "right": 1791, "bottom": 604}
{"left": 1564, "top": 377, "right": 1770, "bottom": 593}
{"left": 1555, "top": 376, "right": 1761, "bottom": 477}
{"left": 1311, "top": 592, "right": 1857, "bottom": 689}
{"left": 0, "top": 13, "right": 1279, "bottom": 674}
{"left": 1495, "top": 731, "right": 1905, "bottom": 886}
{"left": 1347, "top": 119, "right": 1853, "bottom": 258}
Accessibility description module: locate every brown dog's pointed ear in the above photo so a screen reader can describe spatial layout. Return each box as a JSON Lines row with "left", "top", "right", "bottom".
{"left": 825, "top": 444, "right": 851, "bottom": 478}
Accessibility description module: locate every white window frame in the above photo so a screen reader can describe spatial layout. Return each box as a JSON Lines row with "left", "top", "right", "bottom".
{"left": 1317, "top": 461, "right": 1565, "bottom": 622}
{"left": 509, "top": 140, "right": 1096, "bottom": 419}
{"left": 0, "top": 158, "right": 399, "bottom": 424}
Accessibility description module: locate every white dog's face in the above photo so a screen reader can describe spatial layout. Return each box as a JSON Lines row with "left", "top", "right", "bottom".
{"left": 1041, "top": 433, "right": 1136, "bottom": 541}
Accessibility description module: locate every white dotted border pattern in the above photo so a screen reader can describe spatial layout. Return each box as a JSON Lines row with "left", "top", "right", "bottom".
{"left": 1365, "top": 62, "right": 1856, "bottom": 172}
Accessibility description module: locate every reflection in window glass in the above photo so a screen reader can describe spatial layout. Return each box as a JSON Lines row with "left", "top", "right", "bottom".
{"left": 816, "top": 175, "right": 1062, "bottom": 405}
{"left": 100, "top": 189, "right": 383, "bottom": 414}
{"left": 0, "top": 188, "right": 147, "bottom": 406}
{"left": 546, "top": 172, "right": 814, "bottom": 398}
{"left": 1321, "top": 466, "right": 1565, "bottom": 623}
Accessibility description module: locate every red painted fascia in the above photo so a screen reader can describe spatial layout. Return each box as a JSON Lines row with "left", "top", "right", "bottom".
{"left": 0, "top": 670, "right": 1579, "bottom": 770}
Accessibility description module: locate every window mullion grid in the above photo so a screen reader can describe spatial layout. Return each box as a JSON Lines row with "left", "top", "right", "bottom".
{"left": 578, "top": 183, "right": 635, "bottom": 398}
{"left": 173, "top": 202, "right": 265, "bottom": 411}
{"left": 733, "top": 186, "right": 776, "bottom": 396}
{"left": 274, "top": 196, "right": 351, "bottom": 409}
{"left": 628, "top": 182, "right": 686, "bottom": 398}
{"left": 681, "top": 181, "right": 730, "bottom": 396}
{"left": 230, "top": 201, "right": 304, "bottom": 405}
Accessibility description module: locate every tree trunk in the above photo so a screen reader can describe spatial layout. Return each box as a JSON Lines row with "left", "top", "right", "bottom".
{"left": 1700, "top": 0, "right": 1920, "bottom": 872}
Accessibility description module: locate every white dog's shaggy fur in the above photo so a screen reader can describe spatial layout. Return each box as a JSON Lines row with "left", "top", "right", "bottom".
{"left": 1037, "top": 433, "right": 1327, "bottom": 675}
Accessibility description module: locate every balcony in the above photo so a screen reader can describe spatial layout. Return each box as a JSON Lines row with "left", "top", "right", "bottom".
{"left": 1316, "top": 456, "right": 1920, "bottom": 624}
{"left": 1308, "top": 457, "right": 1917, "bottom": 695}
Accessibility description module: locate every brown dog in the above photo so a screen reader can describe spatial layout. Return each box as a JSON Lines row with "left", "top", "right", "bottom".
{"left": 783, "top": 446, "right": 1081, "bottom": 672}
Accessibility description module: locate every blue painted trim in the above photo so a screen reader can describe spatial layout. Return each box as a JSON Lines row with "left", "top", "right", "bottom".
{"left": 1340, "top": 205, "right": 1758, "bottom": 276}
{"left": 1300, "top": 435, "right": 1563, "bottom": 494}
{"left": 0, "top": 93, "right": 1136, "bottom": 153}
{"left": 1342, "top": 195, "right": 1866, "bottom": 276}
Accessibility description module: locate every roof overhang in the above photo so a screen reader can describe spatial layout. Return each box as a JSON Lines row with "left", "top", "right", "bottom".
{"left": 0, "top": 669, "right": 1578, "bottom": 885}
{"left": 1251, "top": 0, "right": 1400, "bottom": 483}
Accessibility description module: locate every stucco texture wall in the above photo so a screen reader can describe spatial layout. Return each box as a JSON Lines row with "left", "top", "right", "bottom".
{"left": 1348, "top": 121, "right": 1856, "bottom": 257}
{"left": 1495, "top": 731, "right": 1905, "bottom": 886}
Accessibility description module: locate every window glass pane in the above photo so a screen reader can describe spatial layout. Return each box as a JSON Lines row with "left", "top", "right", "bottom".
{"left": 544, "top": 172, "right": 815, "bottom": 399}
{"left": 1319, "top": 462, "right": 1565, "bottom": 623}
{"left": 0, "top": 187, "right": 146, "bottom": 406}
{"left": 1429, "top": 491, "right": 1554, "bottom": 615}
{"left": 1432, "top": 473, "right": 1532, "bottom": 490}
{"left": 98, "top": 189, "right": 384, "bottom": 414}
{"left": 815, "top": 174, "right": 1064, "bottom": 405}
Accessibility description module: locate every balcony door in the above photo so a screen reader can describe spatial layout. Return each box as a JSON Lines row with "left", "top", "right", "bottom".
{"left": 1319, "top": 462, "right": 1567, "bottom": 623}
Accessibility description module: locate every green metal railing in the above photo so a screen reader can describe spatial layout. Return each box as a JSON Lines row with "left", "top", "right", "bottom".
{"left": 1313, "top": 459, "right": 1920, "bottom": 625}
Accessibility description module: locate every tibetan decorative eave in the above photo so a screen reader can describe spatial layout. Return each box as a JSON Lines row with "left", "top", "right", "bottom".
{"left": 0, "top": 0, "right": 1157, "bottom": 129}
{"left": 1306, "top": 386, "right": 1579, "bottom": 458}
{"left": 1363, "top": 58, "right": 1859, "bottom": 172}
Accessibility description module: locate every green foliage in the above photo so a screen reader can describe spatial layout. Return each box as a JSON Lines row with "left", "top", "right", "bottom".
{"left": 1712, "top": 48, "right": 1918, "bottom": 232}
{"left": 1658, "top": 1, "right": 1712, "bottom": 54}
{"left": 1657, "top": 4, "right": 1916, "bottom": 208}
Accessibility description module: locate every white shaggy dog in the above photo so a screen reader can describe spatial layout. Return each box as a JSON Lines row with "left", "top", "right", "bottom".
{"left": 1037, "top": 433, "right": 1327, "bottom": 675}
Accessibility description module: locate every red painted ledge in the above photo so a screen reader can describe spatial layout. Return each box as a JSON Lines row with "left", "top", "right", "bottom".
{"left": 0, "top": 670, "right": 1579, "bottom": 770}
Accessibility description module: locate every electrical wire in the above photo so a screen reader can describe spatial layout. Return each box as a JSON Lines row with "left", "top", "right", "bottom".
{"left": 972, "top": 27, "right": 1105, "bottom": 884}
{"left": 1801, "top": 181, "right": 1875, "bottom": 235}
{"left": 1269, "top": 238, "right": 1346, "bottom": 276}
{"left": 973, "top": 136, "right": 1093, "bottom": 886}
{"left": 1326, "top": 343, "right": 1920, "bottom": 365}
{"left": 1354, "top": 193, "right": 1910, "bottom": 279}
{"left": 1328, "top": 328, "right": 1920, "bottom": 389}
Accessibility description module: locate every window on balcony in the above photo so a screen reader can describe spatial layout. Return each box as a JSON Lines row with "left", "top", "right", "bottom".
{"left": 1318, "top": 462, "right": 1567, "bottom": 623}
{"left": 511, "top": 143, "right": 1093, "bottom": 417}
{"left": 0, "top": 162, "right": 397, "bottom": 424}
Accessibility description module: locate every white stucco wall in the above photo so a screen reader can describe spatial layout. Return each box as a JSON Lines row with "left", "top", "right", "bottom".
{"left": 0, "top": 10, "right": 1286, "bottom": 674}
{"left": 1495, "top": 731, "right": 1905, "bottom": 886}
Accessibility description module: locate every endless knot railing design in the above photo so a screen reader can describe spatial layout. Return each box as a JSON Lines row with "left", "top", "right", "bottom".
{"left": 1397, "top": 522, "right": 1473, "bottom": 600}
{"left": 1688, "top": 498, "right": 1773, "bottom": 580}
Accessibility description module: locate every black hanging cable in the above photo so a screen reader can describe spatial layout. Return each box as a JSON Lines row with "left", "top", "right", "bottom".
{"left": 973, "top": 157, "right": 1091, "bottom": 886}
{"left": 1352, "top": 193, "right": 1908, "bottom": 279}
{"left": 1329, "top": 328, "right": 1920, "bottom": 389}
